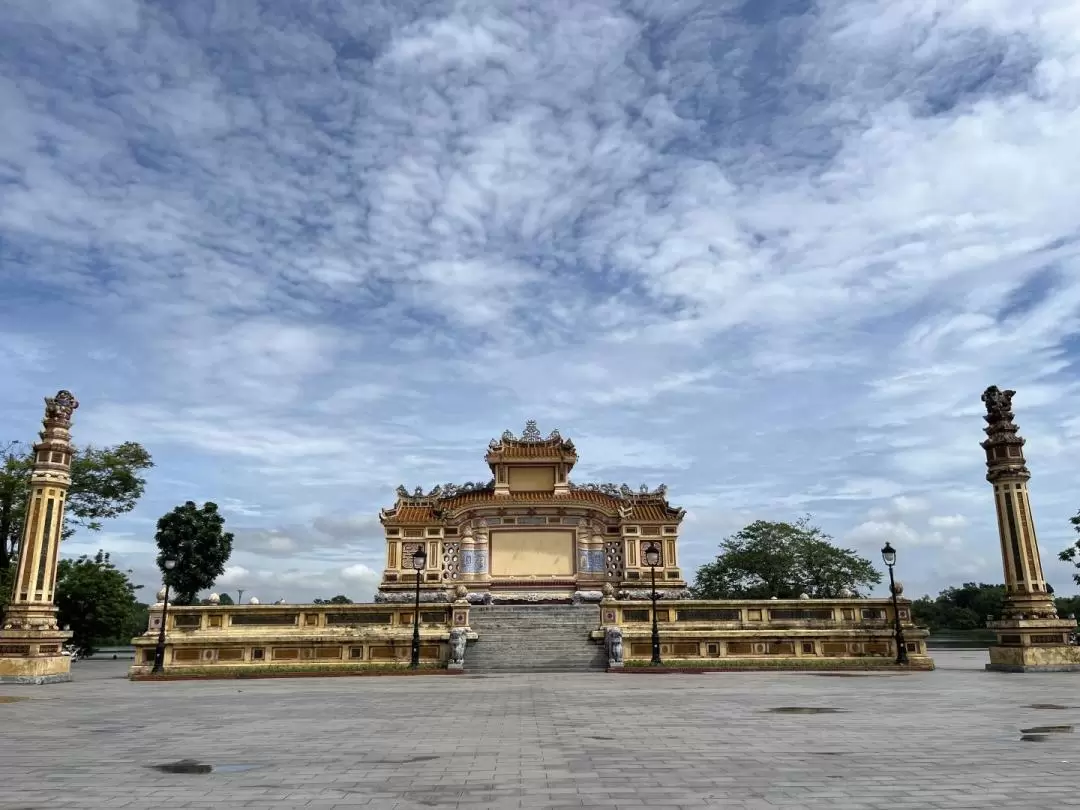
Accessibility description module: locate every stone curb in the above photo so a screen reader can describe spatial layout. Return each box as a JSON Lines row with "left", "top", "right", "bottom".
{"left": 129, "top": 668, "right": 463, "bottom": 682}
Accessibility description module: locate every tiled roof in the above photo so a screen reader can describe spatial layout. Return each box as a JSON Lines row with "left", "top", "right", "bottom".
{"left": 391, "top": 505, "right": 436, "bottom": 523}
{"left": 381, "top": 489, "right": 681, "bottom": 526}
{"left": 484, "top": 421, "right": 578, "bottom": 462}
{"left": 630, "top": 502, "right": 676, "bottom": 522}
{"left": 486, "top": 441, "right": 572, "bottom": 460}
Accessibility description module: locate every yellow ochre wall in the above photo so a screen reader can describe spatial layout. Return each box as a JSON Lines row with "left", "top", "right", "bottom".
{"left": 507, "top": 466, "right": 555, "bottom": 492}
{"left": 490, "top": 529, "right": 573, "bottom": 576}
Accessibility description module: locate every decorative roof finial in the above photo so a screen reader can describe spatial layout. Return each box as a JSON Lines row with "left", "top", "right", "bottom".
{"left": 44, "top": 390, "right": 78, "bottom": 424}
{"left": 982, "top": 386, "right": 1015, "bottom": 427}
{"left": 980, "top": 385, "right": 1028, "bottom": 482}
{"left": 521, "top": 420, "right": 542, "bottom": 441}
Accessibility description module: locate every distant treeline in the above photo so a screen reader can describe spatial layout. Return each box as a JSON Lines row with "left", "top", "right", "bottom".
{"left": 912, "top": 582, "right": 1080, "bottom": 631}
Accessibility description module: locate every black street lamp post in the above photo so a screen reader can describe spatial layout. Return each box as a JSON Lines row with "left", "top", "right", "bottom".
{"left": 881, "top": 542, "right": 909, "bottom": 665}
{"left": 410, "top": 545, "right": 427, "bottom": 669}
{"left": 644, "top": 542, "right": 662, "bottom": 666}
{"left": 151, "top": 559, "right": 176, "bottom": 674}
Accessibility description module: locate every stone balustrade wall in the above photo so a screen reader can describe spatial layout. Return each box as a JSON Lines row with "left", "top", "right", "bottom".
{"left": 129, "top": 596, "right": 933, "bottom": 676}
{"left": 595, "top": 597, "right": 933, "bottom": 668}
{"left": 129, "top": 601, "right": 472, "bottom": 675}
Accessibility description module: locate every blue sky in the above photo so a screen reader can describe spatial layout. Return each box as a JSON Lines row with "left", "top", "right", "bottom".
{"left": 2, "top": 0, "right": 1079, "bottom": 603}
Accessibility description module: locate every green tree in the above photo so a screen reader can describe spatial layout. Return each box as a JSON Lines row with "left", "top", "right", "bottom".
{"left": 0, "top": 440, "right": 153, "bottom": 571}
{"left": 1054, "top": 594, "right": 1080, "bottom": 619}
{"left": 691, "top": 517, "right": 882, "bottom": 599}
{"left": 55, "top": 551, "right": 142, "bottom": 655}
{"left": 313, "top": 594, "right": 353, "bottom": 604}
{"left": 154, "top": 501, "right": 234, "bottom": 605}
{"left": 940, "top": 582, "right": 1006, "bottom": 623}
{"left": 0, "top": 563, "right": 13, "bottom": 623}
{"left": 1058, "top": 510, "right": 1080, "bottom": 586}
{"left": 118, "top": 602, "right": 150, "bottom": 643}
{"left": 217, "top": 592, "right": 235, "bottom": 605}
{"left": 909, "top": 582, "right": 1007, "bottom": 631}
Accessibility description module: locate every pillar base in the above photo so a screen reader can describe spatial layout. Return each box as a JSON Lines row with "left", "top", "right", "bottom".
{"left": 986, "top": 645, "right": 1080, "bottom": 672}
{"left": 0, "top": 669, "right": 73, "bottom": 684}
{"left": 985, "top": 616, "right": 1080, "bottom": 672}
{"left": 0, "top": 650, "right": 72, "bottom": 685}
{"left": 986, "top": 663, "right": 1080, "bottom": 672}
{"left": 0, "top": 626, "right": 73, "bottom": 684}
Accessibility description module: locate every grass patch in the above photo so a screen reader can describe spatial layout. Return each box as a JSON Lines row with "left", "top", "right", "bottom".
{"left": 130, "top": 662, "right": 452, "bottom": 681}
{"left": 0, "top": 696, "right": 32, "bottom": 703}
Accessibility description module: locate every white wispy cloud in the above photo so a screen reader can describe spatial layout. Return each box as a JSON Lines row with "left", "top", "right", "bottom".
{"left": 2, "top": 0, "right": 1079, "bottom": 603}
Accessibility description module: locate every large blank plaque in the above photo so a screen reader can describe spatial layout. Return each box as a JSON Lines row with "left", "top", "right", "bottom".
{"left": 490, "top": 530, "right": 574, "bottom": 577}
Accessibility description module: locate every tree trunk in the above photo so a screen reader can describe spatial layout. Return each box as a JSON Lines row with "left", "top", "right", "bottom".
{"left": 0, "top": 497, "right": 11, "bottom": 571}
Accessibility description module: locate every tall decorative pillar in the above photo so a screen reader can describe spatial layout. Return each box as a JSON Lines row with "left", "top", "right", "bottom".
{"left": 0, "top": 390, "right": 78, "bottom": 684}
{"left": 981, "top": 386, "right": 1080, "bottom": 672}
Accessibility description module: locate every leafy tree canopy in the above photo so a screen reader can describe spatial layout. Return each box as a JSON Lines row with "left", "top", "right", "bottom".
{"left": 55, "top": 550, "right": 143, "bottom": 655}
{"left": 691, "top": 517, "right": 882, "bottom": 599}
{"left": 313, "top": 595, "right": 353, "bottom": 604}
{"left": 216, "top": 592, "right": 235, "bottom": 605}
{"left": 0, "top": 440, "right": 153, "bottom": 570}
{"left": 910, "top": 582, "right": 1006, "bottom": 631}
{"left": 1055, "top": 594, "right": 1080, "bottom": 620}
{"left": 0, "top": 564, "right": 13, "bottom": 622}
{"left": 155, "top": 501, "right": 234, "bottom": 605}
{"left": 1058, "top": 510, "right": 1080, "bottom": 586}
{"left": 910, "top": 581, "right": 1080, "bottom": 631}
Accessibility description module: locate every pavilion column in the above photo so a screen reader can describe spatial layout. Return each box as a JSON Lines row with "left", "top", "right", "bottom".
{"left": 460, "top": 526, "right": 477, "bottom": 583}
{"left": 575, "top": 522, "right": 590, "bottom": 575}
{"left": 473, "top": 523, "right": 490, "bottom": 585}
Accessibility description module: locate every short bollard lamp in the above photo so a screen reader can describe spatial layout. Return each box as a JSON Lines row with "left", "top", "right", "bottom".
{"left": 643, "top": 542, "right": 662, "bottom": 666}
{"left": 152, "top": 559, "right": 177, "bottom": 674}
{"left": 880, "top": 542, "right": 909, "bottom": 665}
{"left": 410, "top": 545, "right": 427, "bottom": 669}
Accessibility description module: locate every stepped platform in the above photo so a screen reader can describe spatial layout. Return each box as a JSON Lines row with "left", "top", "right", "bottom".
{"left": 465, "top": 604, "right": 606, "bottom": 673}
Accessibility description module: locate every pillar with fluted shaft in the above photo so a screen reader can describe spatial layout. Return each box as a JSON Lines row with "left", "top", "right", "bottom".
{"left": 0, "top": 390, "right": 78, "bottom": 684}
{"left": 981, "top": 386, "right": 1080, "bottom": 672}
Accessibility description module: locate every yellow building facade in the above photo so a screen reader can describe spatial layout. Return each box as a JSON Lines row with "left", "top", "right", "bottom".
{"left": 376, "top": 421, "right": 688, "bottom": 604}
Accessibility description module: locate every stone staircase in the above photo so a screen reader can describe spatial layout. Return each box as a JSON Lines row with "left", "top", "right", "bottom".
{"left": 465, "top": 604, "right": 608, "bottom": 673}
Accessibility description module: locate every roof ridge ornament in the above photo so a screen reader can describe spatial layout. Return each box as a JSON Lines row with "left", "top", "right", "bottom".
{"left": 395, "top": 480, "right": 496, "bottom": 500}
{"left": 569, "top": 481, "right": 668, "bottom": 499}
{"left": 494, "top": 420, "right": 564, "bottom": 445}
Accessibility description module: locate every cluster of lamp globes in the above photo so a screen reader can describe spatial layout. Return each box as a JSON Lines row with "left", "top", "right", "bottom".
{"left": 156, "top": 558, "right": 270, "bottom": 605}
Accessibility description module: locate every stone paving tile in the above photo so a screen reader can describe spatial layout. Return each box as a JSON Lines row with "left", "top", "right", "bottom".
{"left": 1, "top": 650, "right": 1079, "bottom": 809}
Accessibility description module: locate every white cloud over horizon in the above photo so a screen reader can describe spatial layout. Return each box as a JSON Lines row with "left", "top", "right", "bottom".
{"left": 2, "top": 0, "right": 1079, "bottom": 603}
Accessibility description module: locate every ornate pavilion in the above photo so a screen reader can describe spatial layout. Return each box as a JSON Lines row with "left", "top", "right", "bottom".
{"left": 375, "top": 421, "right": 689, "bottom": 603}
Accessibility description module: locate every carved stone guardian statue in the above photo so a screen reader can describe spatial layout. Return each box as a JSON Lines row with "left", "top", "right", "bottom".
{"left": 448, "top": 627, "right": 467, "bottom": 670}
{"left": 605, "top": 626, "right": 624, "bottom": 669}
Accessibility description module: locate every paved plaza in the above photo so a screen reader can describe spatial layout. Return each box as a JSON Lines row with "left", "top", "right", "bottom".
{"left": 2, "top": 650, "right": 1079, "bottom": 810}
